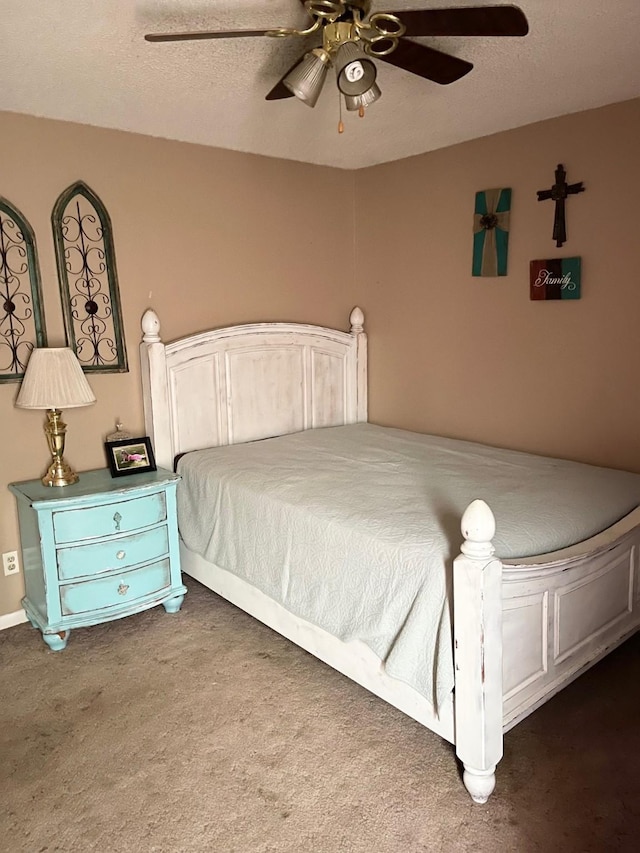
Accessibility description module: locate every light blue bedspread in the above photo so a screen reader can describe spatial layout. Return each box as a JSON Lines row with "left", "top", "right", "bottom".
{"left": 177, "top": 424, "right": 640, "bottom": 709}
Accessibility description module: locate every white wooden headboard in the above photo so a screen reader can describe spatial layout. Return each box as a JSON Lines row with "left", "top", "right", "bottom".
{"left": 140, "top": 307, "right": 368, "bottom": 470}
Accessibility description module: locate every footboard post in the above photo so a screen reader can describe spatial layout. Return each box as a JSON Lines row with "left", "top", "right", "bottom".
{"left": 453, "top": 499, "right": 503, "bottom": 803}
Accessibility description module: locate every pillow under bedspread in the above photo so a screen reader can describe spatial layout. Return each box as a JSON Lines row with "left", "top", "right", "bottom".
{"left": 177, "top": 423, "right": 640, "bottom": 710}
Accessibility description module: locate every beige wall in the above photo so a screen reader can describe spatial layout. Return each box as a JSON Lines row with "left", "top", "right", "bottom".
{"left": 0, "top": 112, "right": 356, "bottom": 616}
{"left": 2, "top": 99, "right": 639, "bottom": 618}
{"left": 355, "top": 98, "right": 640, "bottom": 472}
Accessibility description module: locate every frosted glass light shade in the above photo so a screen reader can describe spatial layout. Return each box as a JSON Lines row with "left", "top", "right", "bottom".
{"left": 335, "top": 42, "right": 377, "bottom": 96}
{"left": 283, "top": 50, "right": 329, "bottom": 107}
{"left": 16, "top": 348, "right": 96, "bottom": 410}
{"left": 345, "top": 82, "right": 382, "bottom": 111}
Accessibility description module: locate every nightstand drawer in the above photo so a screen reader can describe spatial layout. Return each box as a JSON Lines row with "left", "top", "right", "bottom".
{"left": 53, "top": 492, "right": 167, "bottom": 544}
{"left": 56, "top": 525, "right": 170, "bottom": 581}
{"left": 60, "top": 558, "right": 172, "bottom": 615}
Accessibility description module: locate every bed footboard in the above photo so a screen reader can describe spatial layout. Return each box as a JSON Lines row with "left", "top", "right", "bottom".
{"left": 453, "top": 500, "right": 503, "bottom": 803}
{"left": 453, "top": 502, "right": 640, "bottom": 802}
{"left": 501, "top": 511, "right": 640, "bottom": 730}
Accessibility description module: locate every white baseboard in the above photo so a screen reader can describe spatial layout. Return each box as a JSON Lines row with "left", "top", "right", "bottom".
{"left": 0, "top": 609, "right": 28, "bottom": 631}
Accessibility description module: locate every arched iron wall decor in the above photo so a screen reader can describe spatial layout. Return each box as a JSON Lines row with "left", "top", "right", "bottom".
{"left": 0, "top": 197, "right": 47, "bottom": 383}
{"left": 52, "top": 181, "right": 128, "bottom": 373}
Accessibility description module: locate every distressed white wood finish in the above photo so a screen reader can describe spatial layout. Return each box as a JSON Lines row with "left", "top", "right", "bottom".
{"left": 141, "top": 309, "right": 640, "bottom": 802}
{"left": 501, "top": 510, "right": 640, "bottom": 730}
{"left": 453, "top": 499, "right": 503, "bottom": 803}
{"left": 140, "top": 308, "right": 367, "bottom": 470}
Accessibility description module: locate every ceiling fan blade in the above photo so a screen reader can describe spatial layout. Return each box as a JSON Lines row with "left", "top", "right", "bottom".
{"left": 394, "top": 6, "right": 529, "bottom": 37}
{"left": 265, "top": 56, "right": 306, "bottom": 101}
{"left": 144, "top": 29, "right": 274, "bottom": 43}
{"left": 379, "top": 40, "right": 472, "bottom": 85}
{"left": 265, "top": 80, "right": 296, "bottom": 101}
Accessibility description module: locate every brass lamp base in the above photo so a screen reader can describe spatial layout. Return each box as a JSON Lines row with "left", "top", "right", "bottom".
{"left": 42, "top": 409, "right": 79, "bottom": 487}
{"left": 42, "top": 458, "right": 79, "bottom": 488}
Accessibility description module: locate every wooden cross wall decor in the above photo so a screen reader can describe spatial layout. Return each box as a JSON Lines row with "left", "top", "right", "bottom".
{"left": 537, "top": 164, "right": 585, "bottom": 248}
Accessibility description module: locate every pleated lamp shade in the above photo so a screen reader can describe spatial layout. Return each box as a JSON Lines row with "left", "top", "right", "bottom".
{"left": 345, "top": 82, "right": 382, "bottom": 111}
{"left": 334, "top": 42, "right": 377, "bottom": 97}
{"left": 16, "top": 348, "right": 96, "bottom": 410}
{"left": 283, "top": 50, "right": 330, "bottom": 107}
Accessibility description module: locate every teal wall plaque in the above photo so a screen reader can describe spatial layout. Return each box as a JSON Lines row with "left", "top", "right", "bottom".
{"left": 472, "top": 187, "right": 512, "bottom": 277}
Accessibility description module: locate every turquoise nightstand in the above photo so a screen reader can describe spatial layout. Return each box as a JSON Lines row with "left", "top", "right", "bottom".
{"left": 9, "top": 468, "right": 187, "bottom": 651}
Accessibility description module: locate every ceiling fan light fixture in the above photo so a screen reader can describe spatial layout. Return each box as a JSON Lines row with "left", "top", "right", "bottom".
{"left": 344, "top": 81, "right": 381, "bottom": 111}
{"left": 283, "top": 49, "right": 330, "bottom": 107}
{"left": 334, "top": 41, "right": 377, "bottom": 96}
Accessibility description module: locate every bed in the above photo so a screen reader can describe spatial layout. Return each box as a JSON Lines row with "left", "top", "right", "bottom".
{"left": 140, "top": 306, "right": 640, "bottom": 803}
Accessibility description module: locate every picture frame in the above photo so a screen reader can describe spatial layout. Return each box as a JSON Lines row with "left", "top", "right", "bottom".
{"left": 105, "top": 436, "right": 157, "bottom": 478}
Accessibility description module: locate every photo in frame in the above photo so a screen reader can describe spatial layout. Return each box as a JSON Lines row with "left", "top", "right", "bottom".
{"left": 105, "top": 436, "right": 157, "bottom": 477}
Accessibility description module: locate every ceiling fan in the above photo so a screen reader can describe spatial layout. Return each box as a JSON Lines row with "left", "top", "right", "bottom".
{"left": 145, "top": 2, "right": 529, "bottom": 118}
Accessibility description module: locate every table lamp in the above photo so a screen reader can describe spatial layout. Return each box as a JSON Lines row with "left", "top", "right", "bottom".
{"left": 15, "top": 348, "right": 96, "bottom": 487}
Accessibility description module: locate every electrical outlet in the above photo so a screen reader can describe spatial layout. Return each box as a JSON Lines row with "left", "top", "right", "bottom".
{"left": 2, "top": 551, "right": 20, "bottom": 576}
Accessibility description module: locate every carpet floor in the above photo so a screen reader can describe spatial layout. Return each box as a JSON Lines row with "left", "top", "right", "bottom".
{"left": 1, "top": 577, "right": 639, "bottom": 853}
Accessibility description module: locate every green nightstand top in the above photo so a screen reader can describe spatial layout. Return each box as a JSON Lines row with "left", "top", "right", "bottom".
{"left": 9, "top": 467, "right": 180, "bottom": 507}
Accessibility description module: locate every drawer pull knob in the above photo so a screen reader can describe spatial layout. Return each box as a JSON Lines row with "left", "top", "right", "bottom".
{"left": 116, "top": 550, "right": 126, "bottom": 560}
{"left": 113, "top": 512, "right": 122, "bottom": 531}
{"left": 117, "top": 583, "right": 129, "bottom": 596}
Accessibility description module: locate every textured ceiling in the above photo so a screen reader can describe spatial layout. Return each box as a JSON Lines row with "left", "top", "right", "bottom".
{"left": 3, "top": 1, "right": 640, "bottom": 169}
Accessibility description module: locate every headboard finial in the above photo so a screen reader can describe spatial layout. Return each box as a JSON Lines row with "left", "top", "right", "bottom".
{"left": 141, "top": 308, "right": 161, "bottom": 343}
{"left": 350, "top": 306, "right": 365, "bottom": 333}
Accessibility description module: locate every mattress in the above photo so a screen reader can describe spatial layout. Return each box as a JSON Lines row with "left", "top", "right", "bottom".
{"left": 177, "top": 423, "right": 640, "bottom": 708}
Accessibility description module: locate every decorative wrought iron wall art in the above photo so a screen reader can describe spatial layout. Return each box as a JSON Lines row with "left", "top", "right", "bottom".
{"left": 0, "top": 197, "right": 47, "bottom": 383}
{"left": 52, "top": 181, "right": 128, "bottom": 373}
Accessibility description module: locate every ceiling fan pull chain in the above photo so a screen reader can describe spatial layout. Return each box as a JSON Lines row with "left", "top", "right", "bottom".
{"left": 338, "top": 90, "right": 344, "bottom": 134}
